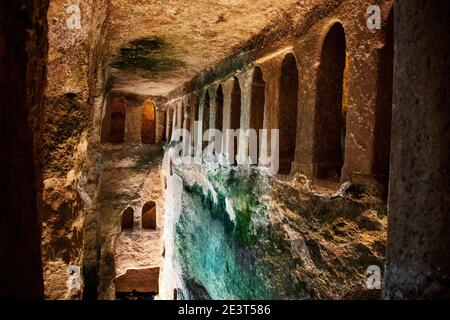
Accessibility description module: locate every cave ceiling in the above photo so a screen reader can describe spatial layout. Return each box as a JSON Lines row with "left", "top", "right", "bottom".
{"left": 107, "top": 0, "right": 306, "bottom": 97}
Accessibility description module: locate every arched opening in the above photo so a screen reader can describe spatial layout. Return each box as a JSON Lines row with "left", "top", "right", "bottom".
{"left": 142, "top": 201, "right": 157, "bottom": 230}
{"left": 121, "top": 207, "right": 134, "bottom": 230}
{"left": 278, "top": 53, "right": 299, "bottom": 174}
{"left": 193, "top": 96, "right": 200, "bottom": 147}
{"left": 314, "top": 22, "right": 347, "bottom": 181}
{"left": 194, "top": 97, "right": 200, "bottom": 123}
{"left": 373, "top": 10, "right": 394, "bottom": 198}
{"left": 141, "top": 100, "right": 156, "bottom": 144}
{"left": 109, "top": 97, "right": 125, "bottom": 143}
{"left": 230, "top": 77, "right": 242, "bottom": 164}
{"left": 215, "top": 84, "right": 224, "bottom": 132}
{"left": 203, "top": 91, "right": 211, "bottom": 132}
{"left": 184, "top": 104, "right": 191, "bottom": 132}
{"left": 203, "top": 91, "right": 211, "bottom": 148}
{"left": 167, "top": 108, "right": 174, "bottom": 141}
{"left": 250, "top": 67, "right": 266, "bottom": 165}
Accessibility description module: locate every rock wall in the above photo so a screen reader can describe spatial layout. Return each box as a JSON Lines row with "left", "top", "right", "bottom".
{"left": 159, "top": 0, "right": 395, "bottom": 300}
{"left": 165, "top": 0, "right": 395, "bottom": 190}
{"left": 0, "top": 0, "right": 49, "bottom": 299}
{"left": 384, "top": 0, "right": 450, "bottom": 300}
{"left": 96, "top": 143, "right": 165, "bottom": 300}
{"left": 162, "top": 160, "right": 386, "bottom": 299}
{"left": 41, "top": 0, "right": 108, "bottom": 299}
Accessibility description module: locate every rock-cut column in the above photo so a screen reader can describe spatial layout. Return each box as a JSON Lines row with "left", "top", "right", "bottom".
{"left": 384, "top": 0, "right": 450, "bottom": 300}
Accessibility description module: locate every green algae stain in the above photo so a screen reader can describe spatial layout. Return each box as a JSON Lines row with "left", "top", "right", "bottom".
{"left": 183, "top": 175, "right": 261, "bottom": 248}
{"left": 176, "top": 178, "right": 274, "bottom": 300}
{"left": 232, "top": 193, "right": 259, "bottom": 247}
{"left": 184, "top": 183, "right": 234, "bottom": 234}
{"left": 112, "top": 37, "right": 184, "bottom": 76}
{"left": 175, "top": 167, "right": 308, "bottom": 299}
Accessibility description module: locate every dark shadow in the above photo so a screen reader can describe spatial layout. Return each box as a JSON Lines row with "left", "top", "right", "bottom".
{"left": 373, "top": 9, "right": 394, "bottom": 198}
{"left": 142, "top": 201, "right": 157, "bottom": 230}
{"left": 279, "top": 53, "right": 299, "bottom": 174}
{"left": 250, "top": 67, "right": 266, "bottom": 165}
{"left": 314, "top": 22, "right": 347, "bottom": 181}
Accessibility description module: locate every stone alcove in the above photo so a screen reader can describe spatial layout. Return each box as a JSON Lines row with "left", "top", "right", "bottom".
{"left": 142, "top": 201, "right": 157, "bottom": 230}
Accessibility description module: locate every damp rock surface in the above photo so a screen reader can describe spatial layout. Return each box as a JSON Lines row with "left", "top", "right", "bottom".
{"left": 165, "top": 162, "right": 386, "bottom": 300}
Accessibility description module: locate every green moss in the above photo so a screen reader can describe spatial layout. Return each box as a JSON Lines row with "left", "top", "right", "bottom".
{"left": 175, "top": 168, "right": 290, "bottom": 299}
{"left": 112, "top": 37, "right": 184, "bottom": 76}
{"left": 133, "top": 147, "right": 160, "bottom": 169}
{"left": 232, "top": 193, "right": 258, "bottom": 247}
{"left": 199, "top": 54, "right": 250, "bottom": 88}
{"left": 184, "top": 183, "right": 234, "bottom": 234}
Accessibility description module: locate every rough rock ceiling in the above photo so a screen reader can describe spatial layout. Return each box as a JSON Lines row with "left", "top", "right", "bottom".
{"left": 107, "top": 0, "right": 301, "bottom": 97}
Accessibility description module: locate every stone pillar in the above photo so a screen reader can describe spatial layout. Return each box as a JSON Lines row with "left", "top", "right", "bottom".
{"left": 155, "top": 108, "right": 166, "bottom": 143}
{"left": 100, "top": 95, "right": 113, "bottom": 144}
{"left": 188, "top": 93, "right": 197, "bottom": 136}
{"left": 221, "top": 78, "right": 235, "bottom": 159}
{"left": 292, "top": 38, "right": 318, "bottom": 178}
{"left": 339, "top": 2, "right": 394, "bottom": 186}
{"left": 194, "top": 90, "right": 207, "bottom": 155}
{"left": 176, "top": 101, "right": 183, "bottom": 129}
{"left": 209, "top": 84, "right": 218, "bottom": 130}
{"left": 384, "top": 0, "right": 450, "bottom": 299}
{"left": 124, "top": 99, "right": 141, "bottom": 144}
{"left": 172, "top": 105, "right": 177, "bottom": 132}
{"left": 182, "top": 97, "right": 190, "bottom": 133}
{"left": 236, "top": 70, "right": 252, "bottom": 161}
{"left": 166, "top": 107, "right": 174, "bottom": 142}
{"left": 258, "top": 58, "right": 282, "bottom": 165}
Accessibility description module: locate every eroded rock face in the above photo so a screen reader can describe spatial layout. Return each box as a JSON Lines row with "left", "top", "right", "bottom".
{"left": 162, "top": 160, "right": 386, "bottom": 299}
{"left": 34, "top": 0, "right": 448, "bottom": 302}
{"left": 41, "top": 0, "right": 108, "bottom": 299}
{"left": 97, "top": 144, "right": 165, "bottom": 300}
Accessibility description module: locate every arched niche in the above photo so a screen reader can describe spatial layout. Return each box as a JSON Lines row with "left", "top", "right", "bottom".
{"left": 203, "top": 90, "right": 211, "bottom": 132}
{"left": 250, "top": 66, "right": 266, "bottom": 165}
{"left": 121, "top": 207, "right": 134, "bottom": 230}
{"left": 314, "top": 22, "right": 347, "bottom": 181}
{"left": 278, "top": 53, "right": 299, "bottom": 174}
{"left": 215, "top": 84, "right": 224, "bottom": 132}
{"left": 142, "top": 201, "right": 157, "bottom": 230}
{"left": 141, "top": 100, "right": 156, "bottom": 144}
{"left": 229, "top": 77, "right": 242, "bottom": 164}
{"left": 109, "top": 97, "right": 126, "bottom": 143}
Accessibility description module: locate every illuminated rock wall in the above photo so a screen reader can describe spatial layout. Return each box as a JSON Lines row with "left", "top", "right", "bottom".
{"left": 162, "top": 157, "right": 387, "bottom": 300}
